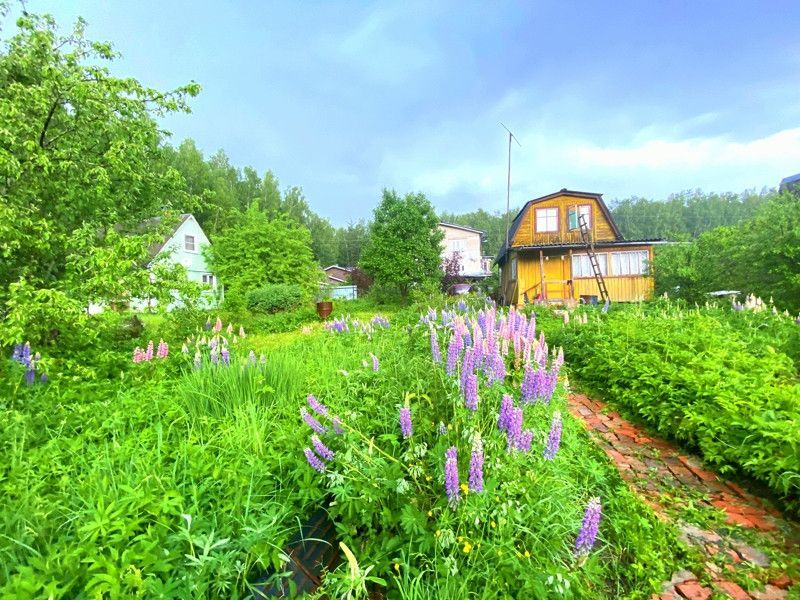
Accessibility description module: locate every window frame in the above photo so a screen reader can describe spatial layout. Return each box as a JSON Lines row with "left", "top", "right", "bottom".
{"left": 184, "top": 234, "right": 197, "bottom": 253}
{"left": 202, "top": 273, "right": 215, "bottom": 287}
{"left": 611, "top": 250, "right": 649, "bottom": 276}
{"left": 577, "top": 204, "right": 592, "bottom": 229}
{"left": 571, "top": 253, "right": 608, "bottom": 278}
{"left": 510, "top": 255, "right": 518, "bottom": 280}
{"left": 535, "top": 207, "right": 559, "bottom": 233}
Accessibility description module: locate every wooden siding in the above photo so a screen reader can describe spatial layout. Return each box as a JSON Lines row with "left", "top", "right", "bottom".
{"left": 502, "top": 244, "right": 654, "bottom": 304}
{"left": 512, "top": 194, "right": 617, "bottom": 247}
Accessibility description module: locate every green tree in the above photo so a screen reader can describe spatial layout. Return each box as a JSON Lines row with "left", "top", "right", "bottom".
{"left": 360, "top": 190, "right": 444, "bottom": 298}
{"left": 0, "top": 6, "right": 200, "bottom": 340}
{"left": 206, "top": 203, "right": 320, "bottom": 308}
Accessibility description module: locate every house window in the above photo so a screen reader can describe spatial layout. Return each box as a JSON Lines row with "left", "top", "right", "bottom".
{"left": 510, "top": 256, "right": 518, "bottom": 280}
{"left": 535, "top": 207, "right": 558, "bottom": 233}
{"left": 202, "top": 273, "right": 215, "bottom": 287}
{"left": 185, "top": 235, "right": 196, "bottom": 252}
{"left": 611, "top": 250, "right": 649, "bottom": 276}
{"left": 571, "top": 253, "right": 608, "bottom": 278}
{"left": 578, "top": 205, "right": 591, "bottom": 229}
{"left": 449, "top": 239, "right": 466, "bottom": 253}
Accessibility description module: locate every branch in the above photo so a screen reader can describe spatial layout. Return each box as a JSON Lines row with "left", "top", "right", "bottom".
{"left": 39, "top": 95, "right": 61, "bottom": 149}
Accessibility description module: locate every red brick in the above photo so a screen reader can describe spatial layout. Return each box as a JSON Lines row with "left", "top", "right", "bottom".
{"left": 725, "top": 549, "right": 742, "bottom": 564}
{"left": 747, "top": 515, "right": 777, "bottom": 532}
{"left": 725, "top": 512, "right": 756, "bottom": 528}
{"left": 768, "top": 575, "right": 792, "bottom": 590}
{"left": 726, "top": 482, "right": 747, "bottom": 497}
{"left": 675, "top": 581, "right": 713, "bottom": 600}
{"left": 715, "top": 580, "right": 750, "bottom": 600}
{"left": 750, "top": 584, "right": 788, "bottom": 600}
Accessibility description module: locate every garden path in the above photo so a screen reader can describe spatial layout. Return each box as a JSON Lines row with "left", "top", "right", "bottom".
{"left": 568, "top": 393, "right": 799, "bottom": 600}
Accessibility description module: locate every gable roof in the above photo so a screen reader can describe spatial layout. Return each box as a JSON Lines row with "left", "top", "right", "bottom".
{"left": 779, "top": 172, "right": 800, "bottom": 191}
{"left": 324, "top": 265, "right": 353, "bottom": 272}
{"left": 439, "top": 222, "right": 484, "bottom": 235}
{"left": 495, "top": 189, "right": 622, "bottom": 265}
{"left": 148, "top": 213, "right": 195, "bottom": 258}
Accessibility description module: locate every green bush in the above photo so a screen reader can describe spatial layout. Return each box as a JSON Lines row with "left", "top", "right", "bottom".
{"left": 246, "top": 284, "right": 303, "bottom": 313}
{"left": 547, "top": 301, "right": 800, "bottom": 511}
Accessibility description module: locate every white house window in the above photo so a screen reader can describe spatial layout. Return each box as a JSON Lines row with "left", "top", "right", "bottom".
{"left": 202, "top": 273, "right": 215, "bottom": 287}
{"left": 535, "top": 207, "right": 558, "bottom": 233}
{"left": 185, "top": 235, "right": 196, "bottom": 252}
{"left": 449, "top": 239, "right": 466, "bottom": 252}
{"left": 578, "top": 205, "right": 591, "bottom": 228}
{"left": 611, "top": 250, "right": 649, "bottom": 276}
{"left": 571, "top": 253, "right": 608, "bottom": 278}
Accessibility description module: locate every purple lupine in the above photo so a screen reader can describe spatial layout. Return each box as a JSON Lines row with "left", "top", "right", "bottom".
{"left": 311, "top": 435, "right": 335, "bottom": 461}
{"left": 444, "top": 446, "right": 460, "bottom": 507}
{"left": 459, "top": 347, "right": 475, "bottom": 393}
{"left": 517, "top": 429, "right": 533, "bottom": 452}
{"left": 506, "top": 407, "right": 523, "bottom": 452}
{"left": 145, "top": 341, "right": 154, "bottom": 361}
{"left": 210, "top": 348, "right": 219, "bottom": 365}
{"left": 248, "top": 350, "right": 257, "bottom": 365}
{"left": 430, "top": 327, "right": 441, "bottom": 364}
{"left": 445, "top": 335, "right": 461, "bottom": 376}
{"left": 24, "top": 368, "right": 36, "bottom": 386}
{"left": 221, "top": 347, "right": 230, "bottom": 366}
{"left": 301, "top": 408, "right": 327, "bottom": 434}
{"left": 370, "top": 353, "right": 380, "bottom": 372}
{"left": 399, "top": 406, "right": 413, "bottom": 439}
{"left": 464, "top": 373, "right": 478, "bottom": 412}
{"left": 468, "top": 436, "right": 484, "bottom": 493}
{"left": 575, "top": 497, "right": 602, "bottom": 555}
{"left": 204, "top": 318, "right": 212, "bottom": 331}
{"left": 332, "top": 415, "right": 345, "bottom": 435}
{"left": 438, "top": 422, "right": 447, "bottom": 435}
{"left": 193, "top": 352, "right": 202, "bottom": 370}
{"left": 40, "top": 373, "right": 48, "bottom": 384}
{"left": 307, "top": 394, "right": 329, "bottom": 416}
{"left": 498, "top": 394, "right": 513, "bottom": 432}
{"left": 521, "top": 364, "right": 536, "bottom": 403}
{"left": 304, "top": 448, "right": 326, "bottom": 473}
{"left": 544, "top": 411, "right": 563, "bottom": 460}
{"left": 491, "top": 349, "right": 506, "bottom": 384}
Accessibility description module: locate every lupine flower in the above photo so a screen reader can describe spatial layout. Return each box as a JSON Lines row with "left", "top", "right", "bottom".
{"left": 445, "top": 446, "right": 460, "bottom": 507}
{"left": 156, "top": 339, "right": 169, "bottom": 359}
{"left": 399, "top": 406, "right": 412, "bottom": 439}
{"left": 260, "top": 354, "right": 267, "bottom": 365}
{"left": 457, "top": 299, "right": 467, "bottom": 312}
{"left": 468, "top": 436, "right": 484, "bottom": 493}
{"left": 445, "top": 336, "right": 461, "bottom": 376}
{"left": 304, "top": 448, "right": 326, "bottom": 473}
{"left": 24, "top": 368, "right": 36, "bottom": 386}
{"left": 214, "top": 317, "right": 223, "bottom": 332}
{"left": 506, "top": 407, "right": 523, "bottom": 452}
{"left": 40, "top": 373, "right": 48, "bottom": 384}
{"left": 221, "top": 347, "right": 230, "bottom": 366}
{"left": 332, "top": 416, "right": 345, "bottom": 435}
{"left": 210, "top": 348, "right": 219, "bottom": 365}
{"left": 370, "top": 353, "right": 380, "bottom": 372}
{"left": 430, "top": 327, "right": 441, "bottom": 364}
{"left": 311, "top": 435, "right": 335, "bottom": 461}
{"left": 181, "top": 344, "right": 189, "bottom": 354}
{"left": 544, "top": 411, "right": 563, "bottom": 460}
{"left": 521, "top": 364, "right": 536, "bottom": 403}
{"left": 517, "top": 429, "right": 533, "bottom": 452}
{"left": 307, "top": 394, "right": 329, "bottom": 417}
{"left": 301, "top": 408, "right": 327, "bottom": 434}
{"left": 239, "top": 325, "right": 246, "bottom": 338}
{"left": 248, "top": 350, "right": 257, "bottom": 365}
{"left": 575, "top": 497, "right": 602, "bottom": 555}
{"left": 498, "top": 394, "right": 513, "bottom": 432}
{"left": 464, "top": 373, "right": 478, "bottom": 412}
{"left": 132, "top": 347, "right": 144, "bottom": 363}
{"left": 226, "top": 323, "right": 234, "bottom": 335}
{"left": 438, "top": 422, "right": 447, "bottom": 436}
{"left": 460, "top": 347, "right": 475, "bottom": 393}
{"left": 193, "top": 351, "right": 202, "bottom": 370}
{"left": 145, "top": 341, "right": 154, "bottom": 361}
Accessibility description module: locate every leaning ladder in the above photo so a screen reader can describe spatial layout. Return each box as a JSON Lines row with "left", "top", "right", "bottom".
{"left": 577, "top": 213, "right": 610, "bottom": 309}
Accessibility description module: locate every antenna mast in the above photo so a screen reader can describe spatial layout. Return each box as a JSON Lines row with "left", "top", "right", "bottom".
{"left": 500, "top": 123, "right": 520, "bottom": 305}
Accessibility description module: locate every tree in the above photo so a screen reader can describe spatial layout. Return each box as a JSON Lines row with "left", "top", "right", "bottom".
{"left": 206, "top": 203, "right": 320, "bottom": 308}
{"left": 0, "top": 6, "right": 200, "bottom": 340}
{"left": 360, "top": 189, "right": 444, "bottom": 298}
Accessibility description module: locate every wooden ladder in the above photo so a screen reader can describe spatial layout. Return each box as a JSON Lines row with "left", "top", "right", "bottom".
{"left": 577, "top": 213, "right": 610, "bottom": 310}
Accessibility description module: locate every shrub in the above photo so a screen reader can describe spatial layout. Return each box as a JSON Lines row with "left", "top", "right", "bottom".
{"left": 247, "top": 284, "right": 303, "bottom": 313}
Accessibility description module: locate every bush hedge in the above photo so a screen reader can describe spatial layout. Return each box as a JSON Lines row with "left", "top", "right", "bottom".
{"left": 246, "top": 284, "right": 303, "bottom": 313}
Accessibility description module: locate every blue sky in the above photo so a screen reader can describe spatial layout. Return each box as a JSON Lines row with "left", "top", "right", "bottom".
{"left": 19, "top": 1, "right": 800, "bottom": 224}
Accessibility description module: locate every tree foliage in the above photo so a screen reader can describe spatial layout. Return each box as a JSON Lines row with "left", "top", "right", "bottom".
{"left": 0, "top": 7, "right": 200, "bottom": 341}
{"left": 206, "top": 203, "right": 320, "bottom": 309}
{"left": 360, "top": 190, "right": 444, "bottom": 298}
{"left": 439, "top": 208, "right": 518, "bottom": 257}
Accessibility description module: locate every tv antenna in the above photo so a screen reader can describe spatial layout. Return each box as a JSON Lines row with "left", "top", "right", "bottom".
{"left": 500, "top": 123, "right": 521, "bottom": 253}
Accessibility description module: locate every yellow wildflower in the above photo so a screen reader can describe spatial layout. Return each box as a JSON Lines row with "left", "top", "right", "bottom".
{"left": 463, "top": 542, "right": 473, "bottom": 554}
{"left": 394, "top": 563, "right": 400, "bottom": 572}
{"left": 490, "top": 521, "right": 496, "bottom": 529}
{"left": 435, "top": 530, "right": 440, "bottom": 537}
{"left": 460, "top": 483, "right": 469, "bottom": 495}
{"left": 427, "top": 510, "right": 433, "bottom": 517}
{"left": 524, "top": 550, "right": 530, "bottom": 558}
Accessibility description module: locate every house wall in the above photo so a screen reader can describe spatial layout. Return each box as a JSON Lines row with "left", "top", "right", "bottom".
{"left": 512, "top": 193, "right": 617, "bottom": 247}
{"left": 325, "top": 267, "right": 351, "bottom": 282}
{"left": 439, "top": 225, "right": 485, "bottom": 276}
{"left": 503, "top": 244, "right": 654, "bottom": 304}
{"left": 159, "top": 216, "right": 214, "bottom": 285}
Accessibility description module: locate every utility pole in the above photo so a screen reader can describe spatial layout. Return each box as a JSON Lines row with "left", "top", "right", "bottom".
{"left": 500, "top": 123, "right": 520, "bottom": 305}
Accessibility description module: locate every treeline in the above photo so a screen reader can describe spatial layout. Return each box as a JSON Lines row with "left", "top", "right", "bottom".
{"left": 163, "top": 139, "right": 368, "bottom": 268}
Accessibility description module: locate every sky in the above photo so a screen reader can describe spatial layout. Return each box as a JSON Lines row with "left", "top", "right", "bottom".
{"left": 14, "top": 1, "right": 800, "bottom": 225}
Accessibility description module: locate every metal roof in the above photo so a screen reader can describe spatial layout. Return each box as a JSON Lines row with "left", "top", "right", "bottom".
{"left": 439, "top": 222, "right": 485, "bottom": 235}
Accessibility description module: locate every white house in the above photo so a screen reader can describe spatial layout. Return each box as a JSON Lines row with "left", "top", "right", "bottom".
{"left": 438, "top": 222, "right": 490, "bottom": 278}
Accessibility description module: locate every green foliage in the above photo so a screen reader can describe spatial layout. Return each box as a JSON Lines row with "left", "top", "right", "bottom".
{"left": 547, "top": 301, "right": 800, "bottom": 510}
{"left": 360, "top": 189, "right": 444, "bottom": 298}
{"left": 0, "top": 8, "right": 200, "bottom": 317}
{"left": 653, "top": 193, "right": 800, "bottom": 311}
{"left": 247, "top": 283, "right": 303, "bottom": 313}
{"left": 439, "top": 207, "right": 519, "bottom": 257}
{"left": 206, "top": 203, "right": 320, "bottom": 309}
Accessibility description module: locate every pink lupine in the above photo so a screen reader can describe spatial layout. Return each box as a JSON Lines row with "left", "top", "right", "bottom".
{"left": 156, "top": 339, "right": 169, "bottom": 359}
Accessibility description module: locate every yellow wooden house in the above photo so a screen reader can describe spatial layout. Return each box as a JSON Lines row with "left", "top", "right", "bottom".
{"left": 496, "top": 189, "right": 663, "bottom": 305}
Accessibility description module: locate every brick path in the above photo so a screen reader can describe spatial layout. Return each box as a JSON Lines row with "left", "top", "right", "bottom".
{"left": 568, "top": 393, "right": 799, "bottom": 600}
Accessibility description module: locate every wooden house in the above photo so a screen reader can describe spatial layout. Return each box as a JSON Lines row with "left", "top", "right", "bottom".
{"left": 496, "top": 189, "right": 663, "bottom": 305}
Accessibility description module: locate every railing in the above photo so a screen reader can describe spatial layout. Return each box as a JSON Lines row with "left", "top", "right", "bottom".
{"left": 522, "top": 280, "right": 573, "bottom": 303}
{"left": 512, "top": 230, "right": 594, "bottom": 247}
